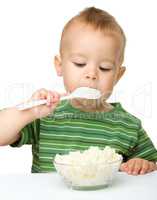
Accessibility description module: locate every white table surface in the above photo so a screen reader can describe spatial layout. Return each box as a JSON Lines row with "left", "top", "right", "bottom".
{"left": 0, "top": 171, "right": 157, "bottom": 200}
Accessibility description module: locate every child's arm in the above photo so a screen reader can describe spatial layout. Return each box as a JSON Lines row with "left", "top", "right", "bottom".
{"left": 0, "top": 107, "right": 35, "bottom": 145}
{"left": 119, "top": 123, "right": 157, "bottom": 175}
{"left": 0, "top": 88, "right": 61, "bottom": 146}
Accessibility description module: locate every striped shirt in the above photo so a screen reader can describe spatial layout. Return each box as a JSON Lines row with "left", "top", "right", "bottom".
{"left": 11, "top": 100, "right": 157, "bottom": 173}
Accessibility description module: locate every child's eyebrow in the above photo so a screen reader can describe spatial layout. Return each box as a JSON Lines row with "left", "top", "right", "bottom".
{"left": 70, "top": 53, "right": 86, "bottom": 58}
{"left": 101, "top": 59, "right": 115, "bottom": 66}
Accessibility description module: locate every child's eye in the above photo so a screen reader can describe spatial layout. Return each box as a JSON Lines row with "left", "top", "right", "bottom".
{"left": 73, "top": 62, "right": 86, "bottom": 67}
{"left": 99, "top": 67, "right": 111, "bottom": 72}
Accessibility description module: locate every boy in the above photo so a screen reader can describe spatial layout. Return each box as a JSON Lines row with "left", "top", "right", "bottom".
{"left": 0, "top": 7, "right": 157, "bottom": 175}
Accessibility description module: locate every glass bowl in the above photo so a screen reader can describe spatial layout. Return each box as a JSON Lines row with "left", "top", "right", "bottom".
{"left": 54, "top": 158, "right": 122, "bottom": 190}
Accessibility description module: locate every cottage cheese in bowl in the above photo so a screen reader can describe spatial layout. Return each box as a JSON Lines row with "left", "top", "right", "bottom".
{"left": 54, "top": 146, "right": 122, "bottom": 190}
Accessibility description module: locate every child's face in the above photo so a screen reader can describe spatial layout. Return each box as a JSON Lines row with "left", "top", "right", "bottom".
{"left": 55, "top": 22, "right": 125, "bottom": 101}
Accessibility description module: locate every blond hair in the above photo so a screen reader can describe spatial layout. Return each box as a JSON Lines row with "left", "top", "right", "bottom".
{"left": 60, "top": 7, "right": 126, "bottom": 63}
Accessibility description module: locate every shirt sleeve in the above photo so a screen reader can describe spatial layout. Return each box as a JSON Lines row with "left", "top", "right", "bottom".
{"left": 10, "top": 119, "right": 40, "bottom": 147}
{"left": 127, "top": 124, "right": 157, "bottom": 162}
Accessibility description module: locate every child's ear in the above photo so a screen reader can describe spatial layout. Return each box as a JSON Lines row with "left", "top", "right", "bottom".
{"left": 54, "top": 55, "right": 62, "bottom": 76}
{"left": 114, "top": 66, "right": 126, "bottom": 85}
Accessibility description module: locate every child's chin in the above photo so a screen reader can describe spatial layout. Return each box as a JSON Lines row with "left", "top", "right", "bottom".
{"left": 76, "top": 98, "right": 101, "bottom": 108}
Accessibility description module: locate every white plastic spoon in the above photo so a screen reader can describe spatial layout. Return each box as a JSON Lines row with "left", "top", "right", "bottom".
{"left": 16, "top": 87, "right": 101, "bottom": 111}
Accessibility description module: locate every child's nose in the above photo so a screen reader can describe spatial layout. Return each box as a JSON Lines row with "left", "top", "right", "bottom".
{"left": 85, "top": 71, "right": 97, "bottom": 80}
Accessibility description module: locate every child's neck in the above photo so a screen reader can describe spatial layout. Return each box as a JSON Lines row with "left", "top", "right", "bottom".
{"left": 69, "top": 99, "right": 114, "bottom": 113}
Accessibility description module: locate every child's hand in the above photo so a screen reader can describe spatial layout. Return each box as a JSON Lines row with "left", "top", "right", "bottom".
{"left": 29, "top": 88, "right": 66, "bottom": 119}
{"left": 120, "top": 158, "right": 157, "bottom": 175}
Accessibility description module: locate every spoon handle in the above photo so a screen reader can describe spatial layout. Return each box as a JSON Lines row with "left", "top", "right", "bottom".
{"left": 16, "top": 95, "right": 73, "bottom": 111}
{"left": 16, "top": 99, "right": 47, "bottom": 110}
{"left": 60, "top": 95, "right": 72, "bottom": 100}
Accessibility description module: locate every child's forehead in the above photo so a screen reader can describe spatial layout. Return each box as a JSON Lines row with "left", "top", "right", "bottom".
{"left": 62, "top": 20, "right": 116, "bottom": 41}
{"left": 60, "top": 21, "right": 121, "bottom": 55}
{"left": 61, "top": 21, "right": 92, "bottom": 43}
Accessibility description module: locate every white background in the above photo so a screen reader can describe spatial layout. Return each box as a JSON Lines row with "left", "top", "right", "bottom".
{"left": 0, "top": 0, "right": 157, "bottom": 174}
